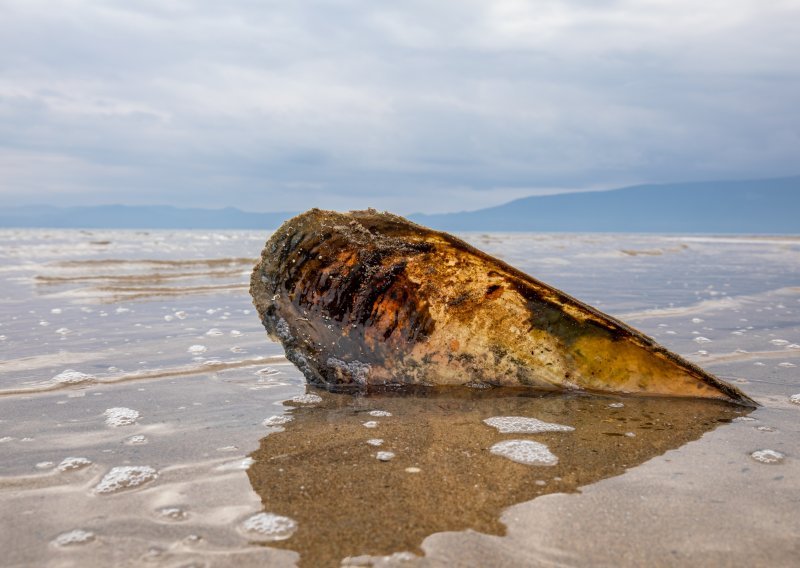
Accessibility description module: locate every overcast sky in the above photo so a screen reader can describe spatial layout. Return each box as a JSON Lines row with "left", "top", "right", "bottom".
{"left": 1, "top": 0, "right": 798, "bottom": 214}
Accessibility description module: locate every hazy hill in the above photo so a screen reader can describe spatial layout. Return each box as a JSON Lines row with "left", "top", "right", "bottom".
{"left": 411, "top": 176, "right": 800, "bottom": 233}
{"left": 1, "top": 176, "right": 797, "bottom": 232}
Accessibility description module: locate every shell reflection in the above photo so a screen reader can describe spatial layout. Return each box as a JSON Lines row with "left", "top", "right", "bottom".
{"left": 248, "top": 388, "right": 749, "bottom": 566}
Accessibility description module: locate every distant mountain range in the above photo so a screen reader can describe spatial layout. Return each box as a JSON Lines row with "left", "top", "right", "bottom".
{"left": 410, "top": 176, "right": 800, "bottom": 233}
{"left": 1, "top": 176, "right": 798, "bottom": 233}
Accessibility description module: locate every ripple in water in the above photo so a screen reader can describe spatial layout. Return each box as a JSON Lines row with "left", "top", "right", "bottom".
{"left": 94, "top": 466, "right": 158, "bottom": 494}
{"left": 490, "top": 440, "right": 559, "bottom": 466}
{"left": 483, "top": 416, "right": 575, "bottom": 434}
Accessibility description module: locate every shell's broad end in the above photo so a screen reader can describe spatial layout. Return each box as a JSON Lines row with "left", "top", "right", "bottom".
{"left": 250, "top": 208, "right": 757, "bottom": 407}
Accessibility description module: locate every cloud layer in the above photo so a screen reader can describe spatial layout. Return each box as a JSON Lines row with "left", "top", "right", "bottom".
{"left": 1, "top": 0, "right": 798, "bottom": 213}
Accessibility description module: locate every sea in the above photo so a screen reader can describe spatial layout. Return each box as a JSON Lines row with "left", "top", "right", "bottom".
{"left": 0, "top": 229, "right": 798, "bottom": 567}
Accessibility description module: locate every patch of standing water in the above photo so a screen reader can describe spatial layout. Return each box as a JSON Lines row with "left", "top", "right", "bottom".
{"left": 51, "top": 530, "right": 95, "bottom": 547}
{"left": 94, "top": 466, "right": 158, "bottom": 494}
{"left": 103, "top": 407, "right": 140, "bottom": 427}
{"left": 483, "top": 416, "right": 575, "bottom": 434}
{"left": 239, "top": 512, "right": 298, "bottom": 542}
{"left": 750, "top": 450, "right": 786, "bottom": 464}
{"left": 490, "top": 440, "right": 559, "bottom": 466}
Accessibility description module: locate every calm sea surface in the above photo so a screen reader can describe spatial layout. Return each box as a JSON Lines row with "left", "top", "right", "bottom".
{"left": 0, "top": 230, "right": 798, "bottom": 566}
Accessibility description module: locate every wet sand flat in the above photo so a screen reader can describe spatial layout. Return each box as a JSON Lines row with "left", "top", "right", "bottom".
{"left": 0, "top": 229, "right": 798, "bottom": 567}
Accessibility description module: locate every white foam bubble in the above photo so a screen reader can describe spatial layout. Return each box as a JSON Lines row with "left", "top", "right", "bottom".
{"left": 368, "top": 410, "right": 392, "bottom": 417}
{"left": 103, "top": 407, "right": 140, "bottom": 427}
{"left": 376, "top": 451, "right": 395, "bottom": 462}
{"left": 777, "top": 362, "right": 797, "bottom": 368}
{"left": 240, "top": 512, "right": 297, "bottom": 541}
{"left": 157, "top": 506, "right": 188, "bottom": 521}
{"left": 124, "top": 435, "right": 148, "bottom": 445}
{"left": 289, "top": 393, "right": 322, "bottom": 404}
{"left": 405, "top": 467, "right": 421, "bottom": 473}
{"left": 694, "top": 336, "right": 712, "bottom": 344}
{"left": 230, "top": 330, "right": 243, "bottom": 337}
{"left": 490, "top": 440, "right": 558, "bottom": 466}
{"left": 691, "top": 317, "right": 704, "bottom": 324}
{"left": 187, "top": 344, "right": 207, "bottom": 354}
{"left": 363, "top": 421, "right": 378, "bottom": 428}
{"left": 770, "top": 339, "right": 790, "bottom": 346}
{"left": 216, "top": 457, "right": 255, "bottom": 471}
{"left": 608, "top": 402, "right": 625, "bottom": 408}
{"left": 51, "top": 529, "right": 95, "bottom": 547}
{"left": 750, "top": 449, "right": 785, "bottom": 464}
{"left": 483, "top": 416, "right": 574, "bottom": 434}
{"left": 50, "top": 308, "right": 63, "bottom": 314}
{"left": 36, "top": 461, "right": 55, "bottom": 470}
{"left": 57, "top": 457, "right": 92, "bottom": 472}
{"left": 52, "top": 369, "right": 95, "bottom": 385}
{"left": 94, "top": 466, "right": 158, "bottom": 494}
{"left": 263, "top": 415, "right": 293, "bottom": 427}
{"left": 366, "top": 438, "right": 384, "bottom": 447}
{"left": 790, "top": 394, "right": 800, "bottom": 405}
{"left": 205, "top": 328, "right": 223, "bottom": 336}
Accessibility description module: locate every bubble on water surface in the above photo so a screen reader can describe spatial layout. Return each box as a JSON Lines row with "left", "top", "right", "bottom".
{"left": 363, "top": 421, "right": 378, "bottom": 428}
{"left": 691, "top": 318, "right": 704, "bottom": 324}
{"left": 608, "top": 402, "right": 625, "bottom": 408}
{"left": 125, "top": 435, "right": 148, "bottom": 445}
{"left": 750, "top": 449, "right": 785, "bottom": 464}
{"left": 58, "top": 457, "right": 92, "bottom": 471}
{"left": 51, "top": 529, "right": 95, "bottom": 547}
{"left": 187, "top": 344, "right": 207, "bottom": 354}
{"left": 55, "top": 327, "right": 71, "bottom": 336}
{"left": 376, "top": 451, "right": 395, "bottom": 462}
{"left": 205, "top": 328, "right": 223, "bottom": 336}
{"left": 50, "top": 308, "right": 62, "bottom": 314}
{"left": 263, "top": 415, "right": 293, "bottom": 427}
{"left": 777, "top": 362, "right": 796, "bottom": 368}
{"left": 770, "top": 339, "right": 790, "bottom": 346}
{"left": 489, "top": 440, "right": 558, "bottom": 466}
{"left": 366, "top": 439, "right": 384, "bottom": 447}
{"left": 52, "top": 369, "right": 95, "bottom": 385}
{"left": 694, "top": 336, "right": 712, "bottom": 344}
{"left": 174, "top": 311, "right": 188, "bottom": 319}
{"left": 790, "top": 394, "right": 800, "bottom": 405}
{"left": 240, "top": 512, "right": 297, "bottom": 541}
{"left": 230, "top": 329, "right": 243, "bottom": 337}
{"left": 104, "top": 407, "right": 140, "bottom": 427}
{"left": 289, "top": 394, "right": 322, "bottom": 404}
{"left": 483, "top": 416, "right": 574, "bottom": 434}
{"left": 368, "top": 410, "right": 392, "bottom": 417}
{"left": 36, "top": 461, "right": 55, "bottom": 470}
{"left": 94, "top": 466, "right": 157, "bottom": 494}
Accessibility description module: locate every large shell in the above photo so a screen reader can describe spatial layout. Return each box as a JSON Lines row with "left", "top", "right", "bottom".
{"left": 250, "top": 209, "right": 755, "bottom": 406}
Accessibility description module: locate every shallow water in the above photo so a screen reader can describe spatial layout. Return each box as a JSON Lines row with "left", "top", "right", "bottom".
{"left": 1, "top": 229, "right": 798, "bottom": 567}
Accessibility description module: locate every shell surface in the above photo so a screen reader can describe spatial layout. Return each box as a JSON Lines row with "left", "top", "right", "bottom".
{"left": 250, "top": 209, "right": 755, "bottom": 406}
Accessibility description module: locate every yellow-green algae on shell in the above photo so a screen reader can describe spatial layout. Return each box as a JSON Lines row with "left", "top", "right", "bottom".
{"left": 250, "top": 209, "right": 756, "bottom": 406}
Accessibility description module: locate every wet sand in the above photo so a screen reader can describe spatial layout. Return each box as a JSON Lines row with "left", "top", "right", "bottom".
{"left": 0, "top": 229, "right": 798, "bottom": 567}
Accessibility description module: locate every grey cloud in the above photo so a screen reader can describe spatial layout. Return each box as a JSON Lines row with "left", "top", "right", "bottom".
{"left": 0, "top": 0, "right": 798, "bottom": 213}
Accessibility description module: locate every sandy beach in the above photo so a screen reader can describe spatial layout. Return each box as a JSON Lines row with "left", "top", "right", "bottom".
{"left": 1, "top": 229, "right": 798, "bottom": 567}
